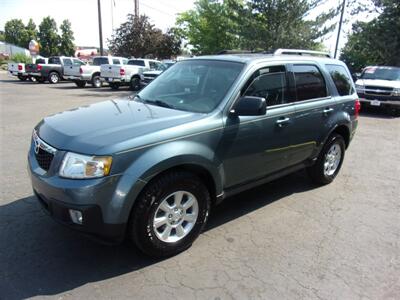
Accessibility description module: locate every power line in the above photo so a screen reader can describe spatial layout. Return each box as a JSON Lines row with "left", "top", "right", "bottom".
{"left": 139, "top": 1, "right": 176, "bottom": 17}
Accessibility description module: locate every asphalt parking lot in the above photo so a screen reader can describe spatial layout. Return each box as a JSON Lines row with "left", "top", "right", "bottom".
{"left": 0, "top": 71, "right": 399, "bottom": 300}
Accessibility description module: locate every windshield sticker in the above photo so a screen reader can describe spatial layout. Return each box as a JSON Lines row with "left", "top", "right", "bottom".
{"left": 364, "top": 67, "right": 376, "bottom": 74}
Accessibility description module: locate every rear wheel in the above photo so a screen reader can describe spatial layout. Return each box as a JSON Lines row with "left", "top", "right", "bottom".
{"left": 91, "top": 75, "right": 102, "bottom": 88}
{"left": 17, "top": 75, "right": 27, "bottom": 81}
{"left": 129, "top": 76, "right": 141, "bottom": 91}
{"left": 36, "top": 77, "right": 45, "bottom": 83}
{"left": 48, "top": 72, "right": 60, "bottom": 84}
{"left": 109, "top": 82, "right": 120, "bottom": 90}
{"left": 74, "top": 80, "right": 86, "bottom": 88}
{"left": 128, "top": 171, "right": 210, "bottom": 257}
{"left": 307, "top": 134, "right": 345, "bottom": 185}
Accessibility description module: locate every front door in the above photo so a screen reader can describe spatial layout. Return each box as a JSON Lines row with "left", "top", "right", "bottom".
{"left": 220, "top": 64, "right": 297, "bottom": 189}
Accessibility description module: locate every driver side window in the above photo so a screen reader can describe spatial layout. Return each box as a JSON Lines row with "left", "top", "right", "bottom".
{"left": 243, "top": 65, "right": 288, "bottom": 106}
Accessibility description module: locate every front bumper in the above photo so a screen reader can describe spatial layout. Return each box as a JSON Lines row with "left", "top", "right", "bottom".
{"left": 358, "top": 92, "right": 400, "bottom": 109}
{"left": 27, "top": 143, "right": 128, "bottom": 243}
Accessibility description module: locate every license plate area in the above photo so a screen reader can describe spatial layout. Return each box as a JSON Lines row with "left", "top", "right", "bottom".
{"left": 370, "top": 99, "right": 381, "bottom": 106}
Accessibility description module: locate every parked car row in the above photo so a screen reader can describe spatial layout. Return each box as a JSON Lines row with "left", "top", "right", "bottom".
{"left": 8, "top": 56, "right": 175, "bottom": 91}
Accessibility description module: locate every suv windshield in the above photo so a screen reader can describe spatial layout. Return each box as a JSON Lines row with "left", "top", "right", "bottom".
{"left": 137, "top": 60, "right": 244, "bottom": 113}
{"left": 361, "top": 67, "right": 400, "bottom": 81}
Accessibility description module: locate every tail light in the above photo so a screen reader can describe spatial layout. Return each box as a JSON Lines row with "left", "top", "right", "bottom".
{"left": 355, "top": 99, "right": 361, "bottom": 118}
{"left": 37, "top": 65, "right": 42, "bottom": 71}
{"left": 18, "top": 64, "right": 23, "bottom": 71}
{"left": 120, "top": 68, "right": 125, "bottom": 76}
{"left": 79, "top": 67, "right": 83, "bottom": 74}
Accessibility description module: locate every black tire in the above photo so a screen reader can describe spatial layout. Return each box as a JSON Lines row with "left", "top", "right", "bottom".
{"left": 129, "top": 76, "right": 141, "bottom": 91}
{"left": 109, "top": 82, "right": 120, "bottom": 90}
{"left": 128, "top": 171, "right": 210, "bottom": 257}
{"left": 29, "top": 76, "right": 37, "bottom": 82}
{"left": 48, "top": 72, "right": 60, "bottom": 84}
{"left": 74, "top": 80, "right": 86, "bottom": 88}
{"left": 91, "top": 75, "right": 102, "bottom": 88}
{"left": 17, "top": 75, "right": 27, "bottom": 81}
{"left": 307, "top": 133, "right": 346, "bottom": 185}
{"left": 36, "top": 77, "right": 45, "bottom": 83}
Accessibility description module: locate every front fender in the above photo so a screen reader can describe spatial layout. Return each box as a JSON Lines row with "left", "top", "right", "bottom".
{"left": 103, "top": 140, "right": 222, "bottom": 224}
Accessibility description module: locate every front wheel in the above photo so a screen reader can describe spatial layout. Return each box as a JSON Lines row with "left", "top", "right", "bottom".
{"left": 307, "top": 134, "right": 345, "bottom": 185}
{"left": 128, "top": 171, "right": 210, "bottom": 257}
{"left": 129, "top": 76, "right": 141, "bottom": 91}
{"left": 48, "top": 72, "right": 60, "bottom": 84}
{"left": 74, "top": 80, "right": 86, "bottom": 88}
{"left": 91, "top": 75, "right": 102, "bottom": 88}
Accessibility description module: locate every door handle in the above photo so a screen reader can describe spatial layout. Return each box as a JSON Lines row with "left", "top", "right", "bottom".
{"left": 276, "top": 117, "right": 290, "bottom": 127}
{"left": 323, "top": 108, "right": 334, "bottom": 114}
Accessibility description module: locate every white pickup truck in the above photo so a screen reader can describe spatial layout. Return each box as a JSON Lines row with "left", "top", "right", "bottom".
{"left": 8, "top": 62, "right": 29, "bottom": 81}
{"left": 64, "top": 56, "right": 128, "bottom": 88}
{"left": 100, "top": 58, "right": 162, "bottom": 90}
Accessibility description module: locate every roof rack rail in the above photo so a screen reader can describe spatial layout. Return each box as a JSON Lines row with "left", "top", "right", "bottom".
{"left": 274, "top": 49, "right": 331, "bottom": 58}
{"left": 217, "top": 50, "right": 254, "bottom": 55}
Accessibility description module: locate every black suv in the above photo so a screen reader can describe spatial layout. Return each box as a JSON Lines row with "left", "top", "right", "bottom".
{"left": 28, "top": 49, "right": 359, "bottom": 257}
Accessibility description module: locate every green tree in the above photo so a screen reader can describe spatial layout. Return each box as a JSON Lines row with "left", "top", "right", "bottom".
{"left": 4, "top": 19, "right": 27, "bottom": 47}
{"left": 340, "top": 0, "right": 399, "bottom": 72}
{"left": 108, "top": 15, "right": 181, "bottom": 58}
{"left": 23, "top": 19, "right": 38, "bottom": 47}
{"left": 59, "top": 20, "right": 75, "bottom": 56}
{"left": 176, "top": 0, "right": 339, "bottom": 55}
{"left": 0, "top": 30, "right": 5, "bottom": 42}
{"left": 176, "top": 0, "right": 240, "bottom": 55}
{"left": 38, "top": 17, "right": 60, "bottom": 56}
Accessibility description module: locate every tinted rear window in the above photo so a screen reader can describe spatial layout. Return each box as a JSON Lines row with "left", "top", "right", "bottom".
{"left": 92, "top": 57, "right": 109, "bottom": 66}
{"left": 128, "top": 60, "right": 145, "bottom": 66}
{"left": 293, "top": 65, "right": 327, "bottom": 101}
{"left": 326, "top": 64, "right": 354, "bottom": 96}
{"left": 48, "top": 57, "right": 61, "bottom": 64}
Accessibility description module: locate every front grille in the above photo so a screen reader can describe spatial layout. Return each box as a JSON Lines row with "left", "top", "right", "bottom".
{"left": 35, "top": 147, "right": 54, "bottom": 171}
{"left": 365, "top": 86, "right": 393, "bottom": 96}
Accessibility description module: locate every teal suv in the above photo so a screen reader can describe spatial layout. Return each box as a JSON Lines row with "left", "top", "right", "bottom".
{"left": 28, "top": 49, "right": 359, "bottom": 257}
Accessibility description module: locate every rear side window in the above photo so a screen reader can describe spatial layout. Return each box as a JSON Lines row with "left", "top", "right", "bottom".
{"left": 92, "top": 57, "right": 109, "bottom": 66}
{"left": 326, "top": 64, "right": 354, "bottom": 96}
{"left": 49, "top": 57, "right": 61, "bottom": 64}
{"left": 243, "top": 65, "right": 288, "bottom": 106}
{"left": 112, "top": 58, "right": 121, "bottom": 65}
{"left": 128, "top": 59, "right": 145, "bottom": 66}
{"left": 293, "top": 65, "right": 327, "bottom": 101}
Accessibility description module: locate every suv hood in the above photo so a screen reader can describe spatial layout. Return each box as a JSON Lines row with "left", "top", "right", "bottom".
{"left": 356, "top": 79, "right": 400, "bottom": 88}
{"left": 35, "top": 98, "right": 205, "bottom": 154}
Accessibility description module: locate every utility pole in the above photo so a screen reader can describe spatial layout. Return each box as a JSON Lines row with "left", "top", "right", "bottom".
{"left": 97, "top": 0, "right": 104, "bottom": 55}
{"left": 334, "top": 0, "right": 346, "bottom": 59}
{"left": 134, "top": 0, "right": 139, "bottom": 17}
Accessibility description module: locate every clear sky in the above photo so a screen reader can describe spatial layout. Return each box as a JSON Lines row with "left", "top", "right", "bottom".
{"left": 1, "top": 0, "right": 377, "bottom": 55}
{"left": 1, "top": 0, "right": 195, "bottom": 47}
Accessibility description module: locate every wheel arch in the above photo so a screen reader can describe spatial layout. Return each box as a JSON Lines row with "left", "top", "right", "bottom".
{"left": 104, "top": 141, "right": 223, "bottom": 224}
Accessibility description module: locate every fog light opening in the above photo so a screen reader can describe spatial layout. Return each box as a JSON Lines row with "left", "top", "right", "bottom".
{"left": 69, "top": 209, "right": 83, "bottom": 225}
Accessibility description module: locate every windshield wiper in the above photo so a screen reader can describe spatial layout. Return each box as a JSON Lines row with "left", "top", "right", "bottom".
{"left": 144, "top": 99, "right": 175, "bottom": 109}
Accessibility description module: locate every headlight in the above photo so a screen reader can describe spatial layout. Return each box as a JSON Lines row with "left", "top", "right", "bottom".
{"left": 355, "top": 84, "right": 364, "bottom": 90}
{"left": 59, "top": 152, "right": 112, "bottom": 179}
{"left": 393, "top": 88, "right": 400, "bottom": 96}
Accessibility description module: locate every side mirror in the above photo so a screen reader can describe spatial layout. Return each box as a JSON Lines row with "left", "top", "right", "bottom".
{"left": 230, "top": 96, "right": 267, "bottom": 116}
{"left": 352, "top": 73, "right": 360, "bottom": 81}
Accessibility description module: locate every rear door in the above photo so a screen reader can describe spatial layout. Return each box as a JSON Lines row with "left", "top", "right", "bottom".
{"left": 289, "top": 63, "right": 338, "bottom": 164}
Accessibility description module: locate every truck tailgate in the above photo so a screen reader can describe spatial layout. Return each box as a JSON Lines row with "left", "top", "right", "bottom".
{"left": 100, "top": 64, "right": 121, "bottom": 78}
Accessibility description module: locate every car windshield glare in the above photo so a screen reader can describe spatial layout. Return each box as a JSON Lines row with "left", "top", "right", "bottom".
{"left": 137, "top": 60, "right": 244, "bottom": 113}
{"left": 361, "top": 67, "right": 400, "bottom": 81}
